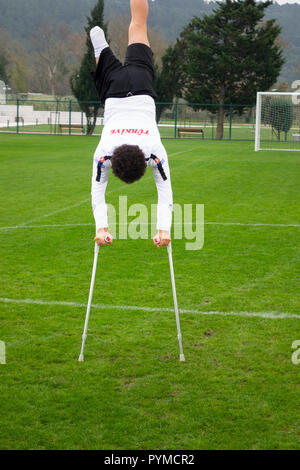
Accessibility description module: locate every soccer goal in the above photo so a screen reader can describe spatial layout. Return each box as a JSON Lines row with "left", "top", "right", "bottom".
{"left": 255, "top": 92, "right": 300, "bottom": 151}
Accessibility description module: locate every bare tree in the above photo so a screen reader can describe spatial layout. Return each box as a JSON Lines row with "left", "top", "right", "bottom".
{"left": 29, "top": 22, "right": 73, "bottom": 97}
{"left": 67, "top": 32, "right": 86, "bottom": 66}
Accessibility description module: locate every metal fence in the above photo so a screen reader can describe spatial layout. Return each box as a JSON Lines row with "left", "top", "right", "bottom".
{"left": 0, "top": 99, "right": 256, "bottom": 140}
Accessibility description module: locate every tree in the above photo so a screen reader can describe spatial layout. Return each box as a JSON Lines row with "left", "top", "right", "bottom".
{"left": 0, "top": 28, "right": 28, "bottom": 93}
{"left": 0, "top": 53, "right": 8, "bottom": 83}
{"left": 70, "top": 0, "right": 107, "bottom": 135}
{"left": 155, "top": 44, "right": 182, "bottom": 122}
{"left": 30, "top": 23, "right": 72, "bottom": 97}
{"left": 8, "top": 56, "right": 28, "bottom": 93}
{"left": 177, "top": 0, "right": 284, "bottom": 139}
{"left": 28, "top": 26, "right": 85, "bottom": 96}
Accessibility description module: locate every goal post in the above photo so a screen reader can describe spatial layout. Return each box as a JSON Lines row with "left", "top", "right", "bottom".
{"left": 255, "top": 92, "right": 300, "bottom": 151}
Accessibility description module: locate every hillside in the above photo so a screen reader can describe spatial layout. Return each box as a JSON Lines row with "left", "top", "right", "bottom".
{"left": 0, "top": 0, "right": 299, "bottom": 84}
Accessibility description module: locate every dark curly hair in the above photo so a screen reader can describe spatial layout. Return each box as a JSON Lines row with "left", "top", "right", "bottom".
{"left": 111, "top": 144, "right": 147, "bottom": 184}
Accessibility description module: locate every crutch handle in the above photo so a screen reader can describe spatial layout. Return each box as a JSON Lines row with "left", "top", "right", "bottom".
{"left": 94, "top": 235, "right": 112, "bottom": 250}
{"left": 155, "top": 238, "right": 172, "bottom": 250}
{"left": 104, "top": 235, "right": 112, "bottom": 244}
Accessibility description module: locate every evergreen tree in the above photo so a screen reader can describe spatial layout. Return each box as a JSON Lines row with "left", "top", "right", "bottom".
{"left": 70, "top": 0, "right": 107, "bottom": 135}
{"left": 0, "top": 53, "right": 8, "bottom": 83}
{"left": 177, "top": 0, "right": 284, "bottom": 139}
{"left": 154, "top": 45, "right": 182, "bottom": 122}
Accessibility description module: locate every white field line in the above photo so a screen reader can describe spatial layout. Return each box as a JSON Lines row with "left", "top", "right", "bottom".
{"left": 0, "top": 297, "right": 299, "bottom": 320}
{"left": 0, "top": 223, "right": 93, "bottom": 231}
{"left": 167, "top": 147, "right": 202, "bottom": 158}
{"left": 1, "top": 221, "right": 300, "bottom": 232}
{"left": 22, "top": 198, "right": 90, "bottom": 225}
{"left": 21, "top": 183, "right": 124, "bottom": 227}
{"left": 206, "top": 221, "right": 300, "bottom": 228}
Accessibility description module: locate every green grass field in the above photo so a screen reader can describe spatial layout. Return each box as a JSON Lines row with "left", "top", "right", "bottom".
{"left": 0, "top": 134, "right": 299, "bottom": 450}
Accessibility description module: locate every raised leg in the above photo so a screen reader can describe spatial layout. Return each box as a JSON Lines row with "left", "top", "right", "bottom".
{"left": 128, "top": 0, "right": 150, "bottom": 47}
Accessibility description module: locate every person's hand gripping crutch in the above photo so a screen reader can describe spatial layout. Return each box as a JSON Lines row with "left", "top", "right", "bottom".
{"left": 95, "top": 228, "right": 113, "bottom": 247}
{"left": 153, "top": 230, "right": 171, "bottom": 247}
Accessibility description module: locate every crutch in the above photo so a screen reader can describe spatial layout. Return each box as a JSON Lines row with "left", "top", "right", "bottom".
{"left": 78, "top": 236, "right": 111, "bottom": 362}
{"left": 155, "top": 239, "right": 185, "bottom": 362}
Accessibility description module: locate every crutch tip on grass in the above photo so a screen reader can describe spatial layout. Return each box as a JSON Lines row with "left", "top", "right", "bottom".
{"left": 166, "top": 241, "right": 186, "bottom": 362}
{"left": 78, "top": 354, "right": 84, "bottom": 362}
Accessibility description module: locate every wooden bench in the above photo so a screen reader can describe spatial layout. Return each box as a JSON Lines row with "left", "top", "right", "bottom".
{"left": 58, "top": 124, "right": 84, "bottom": 134}
{"left": 178, "top": 127, "right": 204, "bottom": 138}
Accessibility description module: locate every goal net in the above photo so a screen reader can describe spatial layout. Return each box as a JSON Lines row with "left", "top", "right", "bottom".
{"left": 255, "top": 92, "right": 300, "bottom": 151}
